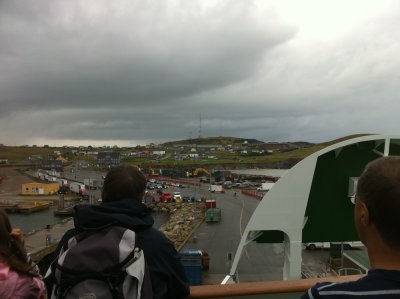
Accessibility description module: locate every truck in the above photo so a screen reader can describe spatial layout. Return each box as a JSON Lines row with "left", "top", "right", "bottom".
{"left": 256, "top": 182, "right": 275, "bottom": 191}
{"left": 209, "top": 184, "right": 223, "bottom": 193}
{"left": 70, "top": 182, "right": 85, "bottom": 195}
{"left": 48, "top": 170, "right": 60, "bottom": 177}
{"left": 46, "top": 175, "right": 57, "bottom": 182}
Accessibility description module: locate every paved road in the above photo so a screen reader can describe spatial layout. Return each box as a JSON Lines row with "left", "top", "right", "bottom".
{"left": 178, "top": 185, "right": 334, "bottom": 284}
{"left": 180, "top": 184, "right": 284, "bottom": 284}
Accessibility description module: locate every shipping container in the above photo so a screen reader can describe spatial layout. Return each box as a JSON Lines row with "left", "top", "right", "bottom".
{"left": 205, "top": 208, "right": 221, "bottom": 223}
{"left": 205, "top": 199, "right": 216, "bottom": 210}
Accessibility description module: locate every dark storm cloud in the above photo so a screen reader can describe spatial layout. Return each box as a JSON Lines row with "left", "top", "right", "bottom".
{"left": 1, "top": 0, "right": 399, "bottom": 146}
{"left": 0, "top": 0, "right": 296, "bottom": 114}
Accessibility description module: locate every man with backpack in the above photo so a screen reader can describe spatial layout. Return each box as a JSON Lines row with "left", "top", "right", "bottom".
{"left": 45, "top": 165, "right": 190, "bottom": 299}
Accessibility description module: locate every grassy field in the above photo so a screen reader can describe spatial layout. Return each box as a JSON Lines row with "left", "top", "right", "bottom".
{"left": 0, "top": 146, "right": 61, "bottom": 164}
{"left": 128, "top": 144, "right": 327, "bottom": 168}
{"left": 1, "top": 144, "right": 325, "bottom": 168}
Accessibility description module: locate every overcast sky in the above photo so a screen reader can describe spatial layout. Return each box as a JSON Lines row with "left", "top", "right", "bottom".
{"left": 1, "top": 0, "right": 399, "bottom": 146}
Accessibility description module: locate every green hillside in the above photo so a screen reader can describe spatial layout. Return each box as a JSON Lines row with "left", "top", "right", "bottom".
{"left": 162, "top": 136, "right": 264, "bottom": 146}
{"left": 0, "top": 134, "right": 373, "bottom": 167}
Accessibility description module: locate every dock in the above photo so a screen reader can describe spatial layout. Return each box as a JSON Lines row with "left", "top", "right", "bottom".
{"left": 25, "top": 218, "right": 75, "bottom": 263}
{"left": 4, "top": 201, "right": 52, "bottom": 214}
{"left": 0, "top": 200, "right": 18, "bottom": 208}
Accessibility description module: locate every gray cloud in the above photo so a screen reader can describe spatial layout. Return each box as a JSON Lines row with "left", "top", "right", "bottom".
{"left": 0, "top": 1, "right": 295, "bottom": 109}
{"left": 0, "top": 0, "right": 399, "bottom": 146}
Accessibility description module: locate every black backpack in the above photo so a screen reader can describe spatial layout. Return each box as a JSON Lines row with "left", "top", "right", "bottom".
{"left": 46, "top": 225, "right": 153, "bottom": 299}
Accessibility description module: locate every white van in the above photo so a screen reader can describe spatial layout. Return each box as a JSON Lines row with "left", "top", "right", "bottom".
{"left": 304, "top": 241, "right": 364, "bottom": 250}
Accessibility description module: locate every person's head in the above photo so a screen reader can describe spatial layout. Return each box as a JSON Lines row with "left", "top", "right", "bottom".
{"left": 0, "top": 208, "right": 12, "bottom": 247}
{"left": 0, "top": 209, "right": 37, "bottom": 276}
{"left": 355, "top": 156, "right": 400, "bottom": 250}
{"left": 101, "top": 165, "right": 147, "bottom": 203}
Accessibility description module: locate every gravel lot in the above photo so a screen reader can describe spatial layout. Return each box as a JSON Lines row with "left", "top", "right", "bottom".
{"left": 0, "top": 167, "right": 37, "bottom": 197}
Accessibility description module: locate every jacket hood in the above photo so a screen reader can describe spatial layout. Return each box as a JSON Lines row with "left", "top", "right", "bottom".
{"left": 73, "top": 198, "right": 154, "bottom": 230}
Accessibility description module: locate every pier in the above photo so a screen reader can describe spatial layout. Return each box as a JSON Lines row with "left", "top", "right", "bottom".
{"left": 26, "top": 218, "right": 74, "bottom": 263}
{"left": 0, "top": 200, "right": 52, "bottom": 214}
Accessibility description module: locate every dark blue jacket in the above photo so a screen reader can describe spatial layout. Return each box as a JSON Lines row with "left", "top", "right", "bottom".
{"left": 302, "top": 269, "right": 400, "bottom": 299}
{"left": 46, "top": 198, "right": 190, "bottom": 299}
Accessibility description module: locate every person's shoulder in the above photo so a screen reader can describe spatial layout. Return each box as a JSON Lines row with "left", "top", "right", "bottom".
{"left": 0, "top": 263, "right": 17, "bottom": 297}
{"left": 304, "top": 272, "right": 400, "bottom": 299}
{"left": 138, "top": 227, "right": 175, "bottom": 248}
{"left": 136, "top": 227, "right": 181, "bottom": 262}
{"left": 60, "top": 227, "right": 79, "bottom": 242}
{"left": 0, "top": 262, "right": 13, "bottom": 281}
{"left": 0, "top": 263, "right": 45, "bottom": 298}
{"left": 302, "top": 281, "right": 339, "bottom": 299}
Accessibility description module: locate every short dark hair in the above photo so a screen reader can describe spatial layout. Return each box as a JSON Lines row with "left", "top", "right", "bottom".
{"left": 101, "top": 165, "right": 146, "bottom": 203}
{"left": 356, "top": 156, "right": 400, "bottom": 249}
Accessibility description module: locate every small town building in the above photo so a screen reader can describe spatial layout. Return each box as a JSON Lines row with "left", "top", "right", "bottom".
{"left": 137, "top": 151, "right": 150, "bottom": 158}
{"left": 55, "top": 156, "right": 68, "bottom": 164}
{"left": 21, "top": 182, "right": 59, "bottom": 195}
{"left": 41, "top": 160, "right": 63, "bottom": 171}
{"left": 152, "top": 150, "right": 166, "bottom": 156}
{"left": 97, "top": 152, "right": 120, "bottom": 168}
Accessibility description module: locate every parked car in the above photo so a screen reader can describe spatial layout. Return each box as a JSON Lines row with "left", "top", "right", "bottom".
{"left": 173, "top": 191, "right": 182, "bottom": 201}
{"left": 160, "top": 192, "right": 173, "bottom": 202}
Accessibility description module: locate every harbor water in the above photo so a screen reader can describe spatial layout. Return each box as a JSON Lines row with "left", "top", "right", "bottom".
{"left": 9, "top": 207, "right": 169, "bottom": 234}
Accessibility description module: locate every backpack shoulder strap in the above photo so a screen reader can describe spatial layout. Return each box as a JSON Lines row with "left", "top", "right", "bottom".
{"left": 44, "top": 228, "right": 79, "bottom": 293}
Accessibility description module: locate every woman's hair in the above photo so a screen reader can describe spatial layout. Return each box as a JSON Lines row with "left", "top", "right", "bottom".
{"left": 0, "top": 209, "right": 38, "bottom": 277}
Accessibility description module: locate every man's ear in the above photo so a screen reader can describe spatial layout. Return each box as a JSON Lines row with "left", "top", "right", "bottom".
{"left": 359, "top": 201, "right": 371, "bottom": 226}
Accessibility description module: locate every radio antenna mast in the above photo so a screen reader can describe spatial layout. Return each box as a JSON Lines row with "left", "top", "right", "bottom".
{"left": 198, "top": 113, "right": 203, "bottom": 138}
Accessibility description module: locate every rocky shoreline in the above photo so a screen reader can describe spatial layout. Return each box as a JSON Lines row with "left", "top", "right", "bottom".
{"left": 149, "top": 201, "right": 205, "bottom": 250}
